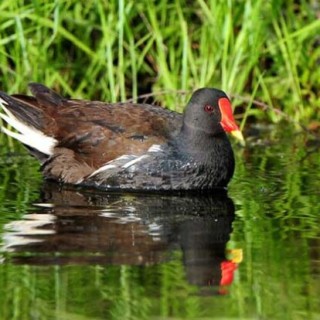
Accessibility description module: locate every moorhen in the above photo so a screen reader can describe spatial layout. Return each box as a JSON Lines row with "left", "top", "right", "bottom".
{"left": 0, "top": 83, "right": 243, "bottom": 191}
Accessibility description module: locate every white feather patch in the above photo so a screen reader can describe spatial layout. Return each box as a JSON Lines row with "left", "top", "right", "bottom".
{"left": 90, "top": 164, "right": 117, "bottom": 176}
{"left": 89, "top": 153, "right": 149, "bottom": 178}
{"left": 0, "top": 101, "right": 57, "bottom": 155}
{"left": 88, "top": 155, "right": 133, "bottom": 177}
{"left": 148, "top": 144, "right": 162, "bottom": 153}
{"left": 122, "top": 155, "right": 149, "bottom": 168}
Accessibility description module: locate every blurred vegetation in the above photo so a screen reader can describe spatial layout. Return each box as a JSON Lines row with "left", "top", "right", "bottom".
{"left": 0, "top": 0, "right": 319, "bottom": 128}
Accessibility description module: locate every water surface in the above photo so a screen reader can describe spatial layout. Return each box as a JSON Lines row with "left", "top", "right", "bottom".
{"left": 0, "top": 126, "right": 319, "bottom": 320}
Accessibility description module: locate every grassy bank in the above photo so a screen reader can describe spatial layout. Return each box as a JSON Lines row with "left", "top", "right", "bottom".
{"left": 0, "top": 0, "right": 319, "bottom": 127}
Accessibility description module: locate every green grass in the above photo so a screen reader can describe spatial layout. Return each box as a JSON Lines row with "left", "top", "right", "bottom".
{"left": 0, "top": 0, "right": 319, "bottom": 127}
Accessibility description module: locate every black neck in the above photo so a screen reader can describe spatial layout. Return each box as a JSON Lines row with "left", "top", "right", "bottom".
{"left": 178, "top": 122, "right": 227, "bottom": 149}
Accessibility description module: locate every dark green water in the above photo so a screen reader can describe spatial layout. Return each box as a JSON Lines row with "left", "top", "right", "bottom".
{"left": 0, "top": 125, "right": 319, "bottom": 320}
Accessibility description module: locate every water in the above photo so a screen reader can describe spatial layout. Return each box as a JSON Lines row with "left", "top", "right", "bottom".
{"left": 0, "top": 126, "right": 319, "bottom": 320}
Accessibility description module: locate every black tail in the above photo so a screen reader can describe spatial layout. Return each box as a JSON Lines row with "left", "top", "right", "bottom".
{"left": 0, "top": 83, "right": 66, "bottom": 131}
{"left": 0, "top": 91, "right": 45, "bottom": 131}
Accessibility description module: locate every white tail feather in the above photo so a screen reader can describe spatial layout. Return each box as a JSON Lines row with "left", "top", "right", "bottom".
{"left": 0, "top": 99, "right": 57, "bottom": 155}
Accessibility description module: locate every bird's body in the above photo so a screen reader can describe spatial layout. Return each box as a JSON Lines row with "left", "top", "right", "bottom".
{"left": 0, "top": 84, "right": 242, "bottom": 191}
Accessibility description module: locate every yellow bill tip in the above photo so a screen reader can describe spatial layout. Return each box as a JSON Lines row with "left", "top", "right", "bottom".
{"left": 230, "top": 130, "right": 245, "bottom": 146}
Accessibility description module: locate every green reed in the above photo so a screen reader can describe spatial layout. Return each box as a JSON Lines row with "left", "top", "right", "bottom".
{"left": 0, "top": 0, "right": 319, "bottom": 127}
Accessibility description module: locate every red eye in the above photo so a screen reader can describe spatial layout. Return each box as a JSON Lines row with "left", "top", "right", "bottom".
{"left": 204, "top": 104, "right": 214, "bottom": 113}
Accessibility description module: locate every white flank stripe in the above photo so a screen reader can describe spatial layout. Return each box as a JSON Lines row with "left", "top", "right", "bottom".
{"left": 0, "top": 102, "right": 57, "bottom": 155}
{"left": 90, "top": 164, "right": 116, "bottom": 176}
{"left": 89, "top": 154, "right": 134, "bottom": 178}
{"left": 122, "top": 155, "right": 149, "bottom": 168}
{"left": 148, "top": 144, "right": 162, "bottom": 153}
{"left": 110, "top": 155, "right": 132, "bottom": 161}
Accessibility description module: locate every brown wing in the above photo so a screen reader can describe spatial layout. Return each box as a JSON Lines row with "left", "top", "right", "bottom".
{"left": 5, "top": 83, "right": 182, "bottom": 183}
{"left": 53, "top": 100, "right": 182, "bottom": 168}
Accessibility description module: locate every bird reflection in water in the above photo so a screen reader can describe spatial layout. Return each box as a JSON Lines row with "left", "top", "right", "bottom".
{"left": 2, "top": 182, "right": 242, "bottom": 294}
